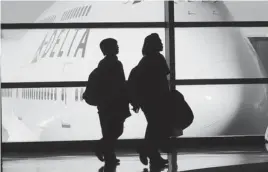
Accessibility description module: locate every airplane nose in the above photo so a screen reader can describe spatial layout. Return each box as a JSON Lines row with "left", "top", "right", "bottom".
{"left": 174, "top": 2, "right": 268, "bottom": 137}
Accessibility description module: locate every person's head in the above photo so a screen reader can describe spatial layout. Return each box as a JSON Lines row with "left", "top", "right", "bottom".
{"left": 100, "top": 38, "right": 119, "bottom": 56}
{"left": 142, "top": 33, "right": 163, "bottom": 56}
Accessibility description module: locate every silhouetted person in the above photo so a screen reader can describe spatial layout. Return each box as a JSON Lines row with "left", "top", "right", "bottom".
{"left": 133, "top": 33, "right": 172, "bottom": 168}
{"left": 95, "top": 38, "right": 131, "bottom": 165}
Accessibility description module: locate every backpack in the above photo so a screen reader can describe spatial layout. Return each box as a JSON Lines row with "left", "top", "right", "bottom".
{"left": 83, "top": 68, "right": 101, "bottom": 106}
{"left": 169, "top": 90, "right": 194, "bottom": 130}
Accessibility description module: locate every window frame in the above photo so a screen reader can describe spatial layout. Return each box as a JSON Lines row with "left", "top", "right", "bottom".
{"left": 1, "top": 1, "right": 268, "bottom": 148}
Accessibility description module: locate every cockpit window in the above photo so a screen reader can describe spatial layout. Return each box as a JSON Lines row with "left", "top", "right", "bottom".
{"left": 78, "top": 7, "right": 85, "bottom": 17}
{"left": 47, "top": 88, "right": 50, "bottom": 100}
{"left": 85, "top": 5, "right": 91, "bottom": 16}
{"left": 66, "top": 10, "right": 71, "bottom": 20}
{"left": 74, "top": 7, "right": 79, "bottom": 18}
{"left": 70, "top": 9, "right": 75, "bottom": 20}
{"left": 82, "top": 6, "right": 89, "bottom": 16}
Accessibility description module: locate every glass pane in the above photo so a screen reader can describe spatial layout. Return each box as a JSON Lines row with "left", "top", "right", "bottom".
{"left": 46, "top": 1, "right": 164, "bottom": 23}
{"left": 1, "top": 87, "right": 147, "bottom": 142}
{"left": 2, "top": 1, "right": 164, "bottom": 24}
{"left": 175, "top": 27, "right": 268, "bottom": 79}
{"left": 175, "top": 1, "right": 268, "bottom": 22}
{"left": 1, "top": 28, "right": 165, "bottom": 83}
{"left": 1, "top": 1, "right": 54, "bottom": 23}
{"left": 176, "top": 84, "right": 268, "bottom": 137}
{"left": 2, "top": 84, "right": 268, "bottom": 142}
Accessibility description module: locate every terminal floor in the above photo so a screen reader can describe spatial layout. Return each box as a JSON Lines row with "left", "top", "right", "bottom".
{"left": 3, "top": 144, "right": 268, "bottom": 172}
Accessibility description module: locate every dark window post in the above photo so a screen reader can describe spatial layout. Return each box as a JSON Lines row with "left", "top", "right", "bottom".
{"left": 165, "top": 1, "right": 178, "bottom": 169}
{"left": 165, "top": 1, "right": 176, "bottom": 91}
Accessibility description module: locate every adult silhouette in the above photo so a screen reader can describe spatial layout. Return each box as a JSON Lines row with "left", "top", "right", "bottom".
{"left": 132, "top": 33, "right": 172, "bottom": 168}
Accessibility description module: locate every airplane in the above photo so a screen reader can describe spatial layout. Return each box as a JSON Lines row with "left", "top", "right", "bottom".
{"left": 1, "top": 0, "right": 268, "bottom": 142}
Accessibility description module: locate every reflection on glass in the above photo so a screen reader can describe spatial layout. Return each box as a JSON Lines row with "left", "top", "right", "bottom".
{"left": 175, "top": 1, "right": 268, "bottom": 22}
{"left": 1, "top": 84, "right": 268, "bottom": 142}
{"left": 175, "top": 27, "right": 268, "bottom": 79}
